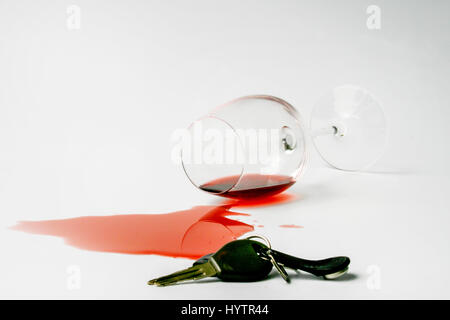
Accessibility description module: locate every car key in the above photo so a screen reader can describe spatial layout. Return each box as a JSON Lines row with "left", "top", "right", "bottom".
{"left": 195, "top": 236, "right": 350, "bottom": 281}
{"left": 148, "top": 239, "right": 273, "bottom": 286}
{"left": 194, "top": 236, "right": 291, "bottom": 283}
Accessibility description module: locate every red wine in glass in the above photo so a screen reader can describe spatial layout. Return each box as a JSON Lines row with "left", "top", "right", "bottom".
{"left": 200, "top": 174, "right": 295, "bottom": 199}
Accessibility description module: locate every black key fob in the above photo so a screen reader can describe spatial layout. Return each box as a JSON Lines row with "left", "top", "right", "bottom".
{"left": 193, "top": 240, "right": 273, "bottom": 282}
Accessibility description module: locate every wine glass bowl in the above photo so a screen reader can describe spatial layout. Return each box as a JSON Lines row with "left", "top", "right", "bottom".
{"left": 181, "top": 95, "right": 307, "bottom": 199}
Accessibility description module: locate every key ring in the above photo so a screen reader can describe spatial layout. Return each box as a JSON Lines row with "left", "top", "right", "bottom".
{"left": 246, "top": 235, "right": 291, "bottom": 283}
{"left": 245, "top": 235, "right": 272, "bottom": 249}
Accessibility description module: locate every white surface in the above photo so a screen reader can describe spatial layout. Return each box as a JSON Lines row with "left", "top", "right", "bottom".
{"left": 0, "top": 0, "right": 449, "bottom": 299}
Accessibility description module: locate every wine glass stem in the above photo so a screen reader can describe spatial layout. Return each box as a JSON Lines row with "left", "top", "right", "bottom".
{"left": 311, "top": 126, "right": 338, "bottom": 138}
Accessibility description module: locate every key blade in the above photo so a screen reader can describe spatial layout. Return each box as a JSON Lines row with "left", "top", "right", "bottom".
{"left": 148, "top": 262, "right": 218, "bottom": 287}
{"left": 148, "top": 267, "right": 198, "bottom": 285}
{"left": 150, "top": 269, "right": 205, "bottom": 287}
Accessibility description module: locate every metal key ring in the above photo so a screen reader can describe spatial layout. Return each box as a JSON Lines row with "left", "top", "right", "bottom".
{"left": 245, "top": 235, "right": 272, "bottom": 250}
{"left": 245, "top": 235, "right": 291, "bottom": 283}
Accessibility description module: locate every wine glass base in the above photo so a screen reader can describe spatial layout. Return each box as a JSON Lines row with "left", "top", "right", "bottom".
{"left": 310, "top": 85, "right": 388, "bottom": 171}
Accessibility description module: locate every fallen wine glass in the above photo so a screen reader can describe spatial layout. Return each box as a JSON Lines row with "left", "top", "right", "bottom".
{"left": 179, "top": 86, "right": 387, "bottom": 199}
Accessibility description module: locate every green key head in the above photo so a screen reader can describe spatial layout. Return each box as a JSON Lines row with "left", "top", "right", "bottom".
{"left": 212, "top": 239, "right": 273, "bottom": 282}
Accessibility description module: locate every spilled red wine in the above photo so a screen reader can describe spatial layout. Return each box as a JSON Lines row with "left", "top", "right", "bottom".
{"left": 11, "top": 206, "right": 254, "bottom": 259}
{"left": 11, "top": 194, "right": 298, "bottom": 259}
{"left": 200, "top": 174, "right": 295, "bottom": 199}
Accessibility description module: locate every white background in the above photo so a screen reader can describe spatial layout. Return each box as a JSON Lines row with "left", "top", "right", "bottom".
{"left": 0, "top": 0, "right": 449, "bottom": 299}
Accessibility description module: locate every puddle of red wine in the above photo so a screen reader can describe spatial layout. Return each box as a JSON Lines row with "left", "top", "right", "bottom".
{"left": 11, "top": 193, "right": 297, "bottom": 260}
{"left": 279, "top": 224, "right": 303, "bottom": 229}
